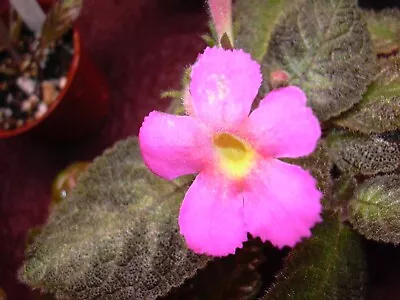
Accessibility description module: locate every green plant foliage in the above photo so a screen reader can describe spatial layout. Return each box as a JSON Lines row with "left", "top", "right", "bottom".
{"left": 334, "top": 56, "right": 400, "bottom": 133}
{"left": 41, "top": 0, "right": 83, "bottom": 46}
{"left": 19, "top": 138, "right": 210, "bottom": 300}
{"left": 234, "top": 0, "right": 288, "bottom": 62}
{"left": 165, "top": 239, "right": 265, "bottom": 300}
{"left": 327, "top": 131, "right": 400, "bottom": 176}
{"left": 283, "top": 140, "right": 333, "bottom": 199}
{"left": 263, "top": 215, "right": 365, "bottom": 300}
{"left": 329, "top": 176, "right": 357, "bottom": 218}
{"left": 349, "top": 175, "right": 400, "bottom": 245}
{"left": 263, "top": 0, "right": 376, "bottom": 121}
{"left": 363, "top": 8, "right": 400, "bottom": 56}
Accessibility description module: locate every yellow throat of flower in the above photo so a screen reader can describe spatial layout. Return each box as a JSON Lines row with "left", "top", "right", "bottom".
{"left": 213, "top": 133, "right": 255, "bottom": 179}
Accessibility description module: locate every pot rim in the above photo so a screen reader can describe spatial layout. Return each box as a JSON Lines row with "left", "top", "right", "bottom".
{"left": 0, "top": 27, "right": 81, "bottom": 139}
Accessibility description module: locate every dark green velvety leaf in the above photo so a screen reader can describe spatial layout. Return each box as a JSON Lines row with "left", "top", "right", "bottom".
{"left": 19, "top": 138, "right": 210, "bottom": 300}
{"left": 263, "top": 215, "right": 365, "bottom": 300}
{"left": 233, "top": 0, "right": 287, "bottom": 62}
{"left": 41, "top": 0, "right": 83, "bottom": 46}
{"left": 349, "top": 175, "right": 400, "bottom": 245}
{"left": 327, "top": 131, "right": 400, "bottom": 175}
{"left": 283, "top": 140, "right": 333, "bottom": 200}
{"left": 263, "top": 0, "right": 376, "bottom": 121}
{"left": 334, "top": 56, "right": 400, "bottom": 133}
{"left": 329, "top": 176, "right": 357, "bottom": 218}
{"left": 363, "top": 8, "right": 400, "bottom": 56}
{"left": 165, "top": 239, "right": 265, "bottom": 300}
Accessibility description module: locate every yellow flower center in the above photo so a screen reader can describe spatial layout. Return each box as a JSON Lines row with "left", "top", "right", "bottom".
{"left": 213, "top": 133, "right": 255, "bottom": 179}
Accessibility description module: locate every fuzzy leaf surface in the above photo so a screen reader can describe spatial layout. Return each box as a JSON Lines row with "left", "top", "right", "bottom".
{"left": 284, "top": 141, "right": 333, "bottom": 200}
{"left": 329, "top": 176, "right": 358, "bottom": 217}
{"left": 20, "top": 138, "right": 210, "bottom": 300}
{"left": 349, "top": 175, "right": 400, "bottom": 245}
{"left": 334, "top": 56, "right": 400, "bottom": 133}
{"left": 327, "top": 132, "right": 400, "bottom": 175}
{"left": 263, "top": 215, "right": 365, "bottom": 300}
{"left": 263, "top": 0, "right": 376, "bottom": 120}
{"left": 363, "top": 8, "right": 400, "bottom": 56}
{"left": 233, "top": 0, "right": 287, "bottom": 62}
{"left": 41, "top": 0, "right": 83, "bottom": 45}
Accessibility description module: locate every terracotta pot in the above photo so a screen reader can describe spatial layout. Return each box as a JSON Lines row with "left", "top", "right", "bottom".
{"left": 0, "top": 1, "right": 110, "bottom": 141}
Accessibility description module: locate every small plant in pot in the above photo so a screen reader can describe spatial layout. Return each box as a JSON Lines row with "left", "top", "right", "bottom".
{"left": 0, "top": 0, "right": 109, "bottom": 140}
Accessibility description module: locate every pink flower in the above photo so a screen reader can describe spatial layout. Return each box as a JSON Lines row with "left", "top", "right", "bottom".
{"left": 139, "top": 47, "right": 322, "bottom": 257}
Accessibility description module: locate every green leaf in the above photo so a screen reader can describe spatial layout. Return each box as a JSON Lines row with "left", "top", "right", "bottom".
{"left": 263, "top": 215, "right": 365, "bottom": 300}
{"left": 326, "top": 131, "right": 400, "bottom": 176}
{"left": 363, "top": 8, "right": 400, "bottom": 56}
{"left": 349, "top": 175, "right": 400, "bottom": 244}
{"left": 19, "top": 138, "right": 210, "bottom": 300}
{"left": 263, "top": 0, "right": 376, "bottom": 121}
{"left": 41, "top": 0, "right": 83, "bottom": 46}
{"left": 329, "top": 176, "right": 357, "bottom": 218}
{"left": 165, "top": 239, "right": 266, "bottom": 300}
{"left": 233, "top": 0, "right": 288, "bottom": 62}
{"left": 283, "top": 140, "right": 333, "bottom": 200}
{"left": 333, "top": 56, "right": 400, "bottom": 133}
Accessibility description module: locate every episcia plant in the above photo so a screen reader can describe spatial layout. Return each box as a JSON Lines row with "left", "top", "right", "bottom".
{"left": 0, "top": 0, "right": 82, "bottom": 131}
{"left": 18, "top": 0, "right": 400, "bottom": 299}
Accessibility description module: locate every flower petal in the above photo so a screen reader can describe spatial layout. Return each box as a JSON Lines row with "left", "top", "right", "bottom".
{"left": 243, "top": 159, "right": 322, "bottom": 248}
{"left": 189, "top": 47, "right": 262, "bottom": 128}
{"left": 139, "top": 111, "right": 210, "bottom": 180}
{"left": 247, "top": 86, "right": 321, "bottom": 158}
{"left": 179, "top": 171, "right": 247, "bottom": 256}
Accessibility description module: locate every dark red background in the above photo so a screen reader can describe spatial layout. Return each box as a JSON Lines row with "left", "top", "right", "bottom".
{"left": 0, "top": 0, "right": 399, "bottom": 299}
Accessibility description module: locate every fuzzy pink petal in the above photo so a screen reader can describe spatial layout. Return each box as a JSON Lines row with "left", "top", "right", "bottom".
{"left": 243, "top": 159, "right": 322, "bottom": 248}
{"left": 179, "top": 172, "right": 247, "bottom": 256}
{"left": 189, "top": 47, "right": 262, "bottom": 128}
{"left": 247, "top": 86, "right": 321, "bottom": 158}
{"left": 139, "top": 111, "right": 210, "bottom": 180}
